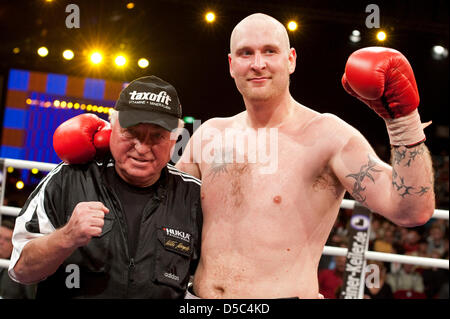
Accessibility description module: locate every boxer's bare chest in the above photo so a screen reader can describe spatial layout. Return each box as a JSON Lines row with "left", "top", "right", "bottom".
{"left": 198, "top": 124, "right": 340, "bottom": 213}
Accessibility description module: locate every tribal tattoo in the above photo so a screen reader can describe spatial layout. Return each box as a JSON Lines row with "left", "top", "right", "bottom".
{"left": 391, "top": 144, "right": 431, "bottom": 198}
{"left": 346, "top": 155, "right": 382, "bottom": 204}
{"left": 393, "top": 144, "right": 426, "bottom": 167}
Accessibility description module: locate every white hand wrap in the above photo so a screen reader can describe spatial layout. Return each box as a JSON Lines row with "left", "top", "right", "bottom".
{"left": 384, "top": 109, "right": 427, "bottom": 148}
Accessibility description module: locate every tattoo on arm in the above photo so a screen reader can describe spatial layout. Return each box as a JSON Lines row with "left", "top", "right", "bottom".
{"left": 391, "top": 144, "right": 431, "bottom": 197}
{"left": 393, "top": 144, "right": 425, "bottom": 167}
{"left": 346, "top": 154, "right": 382, "bottom": 204}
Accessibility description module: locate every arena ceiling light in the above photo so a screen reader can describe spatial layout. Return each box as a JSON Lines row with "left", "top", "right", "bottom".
{"left": 114, "top": 54, "right": 127, "bottom": 67}
{"left": 287, "top": 21, "right": 298, "bottom": 32}
{"left": 205, "top": 11, "right": 216, "bottom": 23}
{"left": 37, "top": 46, "right": 49, "bottom": 57}
{"left": 62, "top": 49, "right": 74, "bottom": 60}
{"left": 89, "top": 51, "right": 103, "bottom": 64}
{"left": 138, "top": 58, "right": 149, "bottom": 68}
{"left": 431, "top": 45, "right": 448, "bottom": 60}
{"left": 349, "top": 30, "right": 361, "bottom": 43}
{"left": 376, "top": 31, "right": 387, "bottom": 42}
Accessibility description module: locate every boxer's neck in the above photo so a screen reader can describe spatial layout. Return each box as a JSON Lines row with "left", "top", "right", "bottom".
{"left": 243, "top": 94, "right": 296, "bottom": 128}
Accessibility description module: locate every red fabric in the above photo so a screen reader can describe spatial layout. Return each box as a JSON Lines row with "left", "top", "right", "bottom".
{"left": 318, "top": 269, "right": 343, "bottom": 299}
{"left": 393, "top": 290, "right": 427, "bottom": 299}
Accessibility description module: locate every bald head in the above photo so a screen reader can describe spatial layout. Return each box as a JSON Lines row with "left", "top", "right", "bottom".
{"left": 230, "top": 13, "right": 291, "bottom": 54}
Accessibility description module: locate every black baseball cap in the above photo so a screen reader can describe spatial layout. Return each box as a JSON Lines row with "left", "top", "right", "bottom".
{"left": 114, "top": 76, "right": 182, "bottom": 131}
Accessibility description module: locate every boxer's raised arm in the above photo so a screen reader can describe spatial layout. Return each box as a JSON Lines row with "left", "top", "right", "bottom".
{"left": 331, "top": 47, "right": 435, "bottom": 227}
{"left": 330, "top": 129, "right": 434, "bottom": 227}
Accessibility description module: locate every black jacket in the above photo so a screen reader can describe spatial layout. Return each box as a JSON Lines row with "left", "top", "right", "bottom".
{"left": 9, "top": 158, "right": 202, "bottom": 299}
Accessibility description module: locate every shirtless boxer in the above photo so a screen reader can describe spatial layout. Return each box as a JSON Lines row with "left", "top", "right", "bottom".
{"left": 53, "top": 13, "right": 435, "bottom": 299}
{"left": 175, "top": 13, "right": 435, "bottom": 298}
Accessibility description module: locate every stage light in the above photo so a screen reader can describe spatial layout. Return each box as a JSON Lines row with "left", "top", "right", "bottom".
{"left": 16, "top": 181, "right": 25, "bottom": 190}
{"left": 31, "top": 168, "right": 39, "bottom": 174}
{"left": 63, "top": 49, "right": 74, "bottom": 60}
{"left": 74, "top": 103, "right": 80, "bottom": 109}
{"left": 7, "top": 167, "right": 14, "bottom": 173}
{"left": 26, "top": 98, "right": 32, "bottom": 105}
{"left": 205, "top": 12, "right": 215, "bottom": 23}
{"left": 67, "top": 102, "right": 73, "bottom": 108}
{"left": 53, "top": 100, "right": 60, "bottom": 107}
{"left": 126, "top": 2, "right": 135, "bottom": 9}
{"left": 13, "top": 47, "right": 20, "bottom": 54}
{"left": 138, "top": 58, "right": 149, "bottom": 68}
{"left": 37, "top": 46, "right": 49, "bottom": 57}
{"left": 287, "top": 21, "right": 298, "bottom": 31}
{"left": 60, "top": 101, "right": 67, "bottom": 108}
{"left": 90, "top": 51, "right": 103, "bottom": 64}
{"left": 115, "top": 55, "right": 127, "bottom": 67}
{"left": 349, "top": 30, "right": 361, "bottom": 43}
{"left": 376, "top": 31, "right": 386, "bottom": 41}
{"left": 432, "top": 45, "right": 448, "bottom": 60}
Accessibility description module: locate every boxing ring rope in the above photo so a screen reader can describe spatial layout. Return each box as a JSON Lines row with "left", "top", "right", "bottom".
{"left": 0, "top": 158, "right": 449, "bottom": 282}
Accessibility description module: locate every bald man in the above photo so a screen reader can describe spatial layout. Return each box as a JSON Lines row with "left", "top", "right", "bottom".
{"left": 176, "top": 13, "right": 435, "bottom": 298}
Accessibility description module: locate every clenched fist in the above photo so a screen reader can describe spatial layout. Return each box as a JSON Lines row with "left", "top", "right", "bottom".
{"left": 62, "top": 202, "right": 110, "bottom": 248}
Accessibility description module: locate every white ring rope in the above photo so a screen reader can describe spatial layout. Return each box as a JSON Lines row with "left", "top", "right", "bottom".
{"left": 0, "top": 158, "right": 448, "bottom": 271}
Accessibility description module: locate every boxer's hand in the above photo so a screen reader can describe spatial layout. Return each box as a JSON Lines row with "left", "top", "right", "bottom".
{"left": 341, "top": 47, "right": 419, "bottom": 119}
{"left": 62, "top": 202, "right": 110, "bottom": 248}
{"left": 342, "top": 47, "right": 426, "bottom": 147}
{"left": 53, "top": 114, "right": 112, "bottom": 164}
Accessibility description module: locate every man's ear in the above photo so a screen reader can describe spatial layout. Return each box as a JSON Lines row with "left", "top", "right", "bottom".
{"left": 228, "top": 53, "right": 235, "bottom": 78}
{"left": 288, "top": 48, "right": 297, "bottom": 74}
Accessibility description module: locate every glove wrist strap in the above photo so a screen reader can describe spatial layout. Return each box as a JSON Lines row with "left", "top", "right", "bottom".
{"left": 384, "top": 109, "right": 426, "bottom": 148}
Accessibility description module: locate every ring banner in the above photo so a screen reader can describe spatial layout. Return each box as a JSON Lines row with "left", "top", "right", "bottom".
{"left": 339, "top": 203, "right": 372, "bottom": 299}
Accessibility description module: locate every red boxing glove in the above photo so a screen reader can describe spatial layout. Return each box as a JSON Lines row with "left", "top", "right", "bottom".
{"left": 342, "top": 47, "right": 426, "bottom": 147}
{"left": 342, "top": 47, "right": 419, "bottom": 119}
{"left": 53, "top": 114, "right": 112, "bottom": 164}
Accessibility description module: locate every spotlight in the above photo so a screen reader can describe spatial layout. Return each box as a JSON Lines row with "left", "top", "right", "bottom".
{"left": 431, "top": 45, "right": 448, "bottom": 60}
{"left": 205, "top": 12, "right": 215, "bottom": 23}
{"left": 62, "top": 49, "right": 74, "bottom": 60}
{"left": 90, "top": 51, "right": 103, "bottom": 64}
{"left": 115, "top": 55, "right": 127, "bottom": 67}
{"left": 37, "top": 46, "right": 49, "bottom": 57}
{"left": 16, "top": 181, "right": 25, "bottom": 190}
{"left": 349, "top": 30, "right": 361, "bottom": 43}
{"left": 287, "top": 21, "right": 298, "bottom": 32}
{"left": 31, "top": 168, "right": 39, "bottom": 174}
{"left": 126, "top": 2, "right": 135, "bottom": 9}
{"left": 138, "top": 58, "right": 149, "bottom": 68}
{"left": 376, "top": 31, "right": 387, "bottom": 41}
{"left": 13, "top": 47, "right": 20, "bottom": 54}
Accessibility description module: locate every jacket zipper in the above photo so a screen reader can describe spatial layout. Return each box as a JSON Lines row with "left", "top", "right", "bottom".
{"left": 128, "top": 258, "right": 136, "bottom": 284}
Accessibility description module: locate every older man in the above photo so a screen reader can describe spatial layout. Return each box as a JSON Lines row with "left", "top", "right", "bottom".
{"left": 9, "top": 76, "right": 202, "bottom": 298}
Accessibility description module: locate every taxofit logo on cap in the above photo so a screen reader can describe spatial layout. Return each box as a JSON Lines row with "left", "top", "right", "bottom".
{"left": 114, "top": 75, "right": 182, "bottom": 131}
{"left": 128, "top": 90, "right": 172, "bottom": 109}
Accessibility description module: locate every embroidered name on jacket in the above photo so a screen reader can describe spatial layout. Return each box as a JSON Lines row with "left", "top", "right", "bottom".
{"left": 162, "top": 227, "right": 191, "bottom": 256}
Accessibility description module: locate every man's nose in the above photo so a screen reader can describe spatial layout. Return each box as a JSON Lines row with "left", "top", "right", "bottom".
{"left": 251, "top": 52, "right": 266, "bottom": 70}
{"left": 134, "top": 139, "right": 152, "bottom": 154}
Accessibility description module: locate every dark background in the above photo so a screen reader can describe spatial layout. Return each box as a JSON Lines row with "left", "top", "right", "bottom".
{"left": 0, "top": 0, "right": 448, "bottom": 155}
